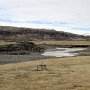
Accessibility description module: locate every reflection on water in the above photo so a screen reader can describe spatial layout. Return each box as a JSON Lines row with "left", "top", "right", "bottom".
{"left": 42, "top": 48, "right": 86, "bottom": 57}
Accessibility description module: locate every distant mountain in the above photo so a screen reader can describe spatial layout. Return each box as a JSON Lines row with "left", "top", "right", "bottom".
{"left": 0, "top": 26, "right": 90, "bottom": 42}
{"left": 83, "top": 33, "right": 90, "bottom": 36}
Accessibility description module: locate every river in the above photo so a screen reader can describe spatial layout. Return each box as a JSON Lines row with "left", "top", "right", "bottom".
{"left": 42, "top": 48, "right": 86, "bottom": 57}
{"left": 0, "top": 48, "right": 86, "bottom": 64}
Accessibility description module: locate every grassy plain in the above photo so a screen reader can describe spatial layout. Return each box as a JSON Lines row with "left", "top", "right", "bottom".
{"left": 0, "top": 40, "right": 90, "bottom": 46}
{"left": 33, "top": 40, "right": 90, "bottom": 46}
{"left": 0, "top": 56, "right": 90, "bottom": 90}
{"left": 0, "top": 41, "right": 16, "bottom": 45}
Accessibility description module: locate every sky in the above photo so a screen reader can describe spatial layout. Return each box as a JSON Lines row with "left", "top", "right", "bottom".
{"left": 0, "top": 0, "right": 90, "bottom": 35}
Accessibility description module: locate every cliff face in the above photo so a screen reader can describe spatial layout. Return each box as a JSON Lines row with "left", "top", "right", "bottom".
{"left": 0, "top": 26, "right": 89, "bottom": 42}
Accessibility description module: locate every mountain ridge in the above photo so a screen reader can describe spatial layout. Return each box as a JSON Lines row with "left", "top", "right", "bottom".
{"left": 0, "top": 25, "right": 90, "bottom": 42}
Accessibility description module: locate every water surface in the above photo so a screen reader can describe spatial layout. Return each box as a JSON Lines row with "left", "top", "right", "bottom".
{"left": 42, "top": 48, "right": 86, "bottom": 57}
{"left": 0, "top": 48, "right": 86, "bottom": 64}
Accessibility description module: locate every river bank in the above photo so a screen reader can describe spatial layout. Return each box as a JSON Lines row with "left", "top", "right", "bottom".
{"left": 0, "top": 47, "right": 88, "bottom": 64}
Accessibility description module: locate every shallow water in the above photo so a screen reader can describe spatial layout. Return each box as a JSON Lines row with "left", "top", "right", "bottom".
{"left": 42, "top": 48, "right": 86, "bottom": 57}
{"left": 0, "top": 48, "right": 86, "bottom": 64}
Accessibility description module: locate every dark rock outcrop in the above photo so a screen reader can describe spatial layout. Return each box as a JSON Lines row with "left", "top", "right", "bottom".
{"left": 0, "top": 42, "right": 44, "bottom": 55}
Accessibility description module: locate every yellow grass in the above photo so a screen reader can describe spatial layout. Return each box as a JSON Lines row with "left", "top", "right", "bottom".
{"left": 33, "top": 40, "right": 90, "bottom": 46}
{"left": 0, "top": 41, "right": 16, "bottom": 45}
{"left": 0, "top": 56, "right": 90, "bottom": 90}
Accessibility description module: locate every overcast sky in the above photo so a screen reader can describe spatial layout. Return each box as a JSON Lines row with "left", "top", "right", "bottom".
{"left": 0, "top": 0, "right": 90, "bottom": 35}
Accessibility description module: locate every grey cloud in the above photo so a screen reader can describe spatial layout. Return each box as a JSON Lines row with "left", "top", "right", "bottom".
{"left": 0, "top": 0, "right": 90, "bottom": 34}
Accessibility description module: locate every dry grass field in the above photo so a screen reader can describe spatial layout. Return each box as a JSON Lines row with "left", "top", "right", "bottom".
{"left": 0, "top": 41, "right": 16, "bottom": 45}
{"left": 0, "top": 40, "right": 90, "bottom": 46}
{"left": 0, "top": 56, "right": 90, "bottom": 90}
{"left": 33, "top": 40, "right": 90, "bottom": 46}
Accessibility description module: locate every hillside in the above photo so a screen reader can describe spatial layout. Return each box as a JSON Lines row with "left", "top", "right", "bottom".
{"left": 0, "top": 26, "right": 90, "bottom": 42}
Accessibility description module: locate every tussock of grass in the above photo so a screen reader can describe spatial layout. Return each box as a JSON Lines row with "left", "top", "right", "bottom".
{"left": 0, "top": 56, "right": 90, "bottom": 90}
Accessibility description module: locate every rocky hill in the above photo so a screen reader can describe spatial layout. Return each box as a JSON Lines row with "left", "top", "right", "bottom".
{"left": 0, "top": 26, "right": 90, "bottom": 42}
